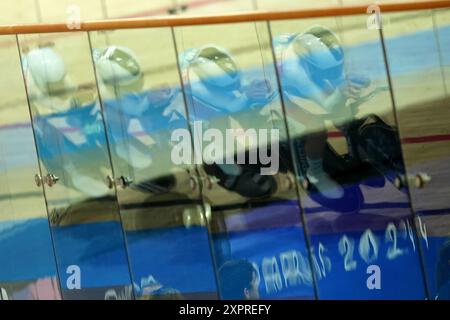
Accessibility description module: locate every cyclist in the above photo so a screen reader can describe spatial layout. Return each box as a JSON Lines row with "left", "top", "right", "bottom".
{"left": 23, "top": 46, "right": 110, "bottom": 197}
{"left": 94, "top": 45, "right": 187, "bottom": 192}
{"left": 274, "top": 25, "right": 371, "bottom": 200}
{"left": 179, "top": 45, "right": 279, "bottom": 198}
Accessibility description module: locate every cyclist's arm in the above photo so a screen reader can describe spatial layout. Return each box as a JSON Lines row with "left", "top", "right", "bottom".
{"left": 305, "top": 83, "right": 347, "bottom": 113}
{"left": 283, "top": 81, "right": 346, "bottom": 115}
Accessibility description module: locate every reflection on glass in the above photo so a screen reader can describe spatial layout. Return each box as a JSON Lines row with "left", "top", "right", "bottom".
{"left": 90, "top": 28, "right": 218, "bottom": 299}
{"left": 271, "top": 16, "right": 427, "bottom": 299}
{"left": 18, "top": 33, "right": 133, "bottom": 299}
{"left": 0, "top": 36, "right": 60, "bottom": 300}
{"left": 384, "top": 9, "right": 450, "bottom": 299}
{"left": 176, "top": 22, "right": 315, "bottom": 299}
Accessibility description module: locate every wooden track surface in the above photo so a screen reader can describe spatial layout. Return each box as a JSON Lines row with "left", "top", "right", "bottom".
{"left": 0, "top": 1, "right": 445, "bottom": 24}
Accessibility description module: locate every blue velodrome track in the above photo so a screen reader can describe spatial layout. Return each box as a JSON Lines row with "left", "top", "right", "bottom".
{"left": 0, "top": 25, "right": 449, "bottom": 299}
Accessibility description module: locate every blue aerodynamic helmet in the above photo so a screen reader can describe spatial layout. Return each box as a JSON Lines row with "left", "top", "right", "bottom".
{"left": 191, "top": 45, "right": 242, "bottom": 91}
{"left": 293, "top": 25, "right": 345, "bottom": 86}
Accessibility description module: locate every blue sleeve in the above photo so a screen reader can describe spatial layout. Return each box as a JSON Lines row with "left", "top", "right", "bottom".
{"left": 178, "top": 49, "right": 197, "bottom": 73}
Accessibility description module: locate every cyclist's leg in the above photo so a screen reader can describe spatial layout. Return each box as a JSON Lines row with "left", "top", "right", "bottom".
{"left": 290, "top": 107, "right": 344, "bottom": 199}
{"left": 109, "top": 109, "right": 153, "bottom": 170}
{"left": 202, "top": 112, "right": 277, "bottom": 198}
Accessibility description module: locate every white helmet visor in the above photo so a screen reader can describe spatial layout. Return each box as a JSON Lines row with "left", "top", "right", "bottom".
{"left": 97, "top": 46, "right": 143, "bottom": 89}
{"left": 193, "top": 47, "right": 241, "bottom": 89}
{"left": 295, "top": 32, "right": 344, "bottom": 83}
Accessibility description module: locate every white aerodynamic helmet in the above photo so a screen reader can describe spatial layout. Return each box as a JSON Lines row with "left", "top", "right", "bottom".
{"left": 294, "top": 25, "right": 344, "bottom": 82}
{"left": 24, "top": 47, "right": 69, "bottom": 96}
{"left": 192, "top": 45, "right": 241, "bottom": 90}
{"left": 95, "top": 45, "right": 143, "bottom": 92}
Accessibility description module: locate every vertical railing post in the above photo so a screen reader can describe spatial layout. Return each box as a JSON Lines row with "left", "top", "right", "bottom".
{"left": 266, "top": 20, "right": 320, "bottom": 300}
{"left": 378, "top": 22, "right": 432, "bottom": 300}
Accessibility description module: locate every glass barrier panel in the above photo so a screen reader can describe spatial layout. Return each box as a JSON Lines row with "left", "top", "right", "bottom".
{"left": 89, "top": 27, "right": 219, "bottom": 299}
{"left": 270, "top": 14, "right": 427, "bottom": 299}
{"left": 18, "top": 32, "right": 134, "bottom": 299}
{"left": 0, "top": 35, "right": 61, "bottom": 300}
{"left": 175, "top": 21, "right": 316, "bottom": 300}
{"left": 383, "top": 8, "right": 450, "bottom": 300}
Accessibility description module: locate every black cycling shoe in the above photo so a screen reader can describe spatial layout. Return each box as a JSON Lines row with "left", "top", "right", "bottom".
{"left": 133, "top": 174, "right": 176, "bottom": 194}
{"left": 204, "top": 163, "right": 277, "bottom": 199}
{"left": 292, "top": 138, "right": 364, "bottom": 213}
